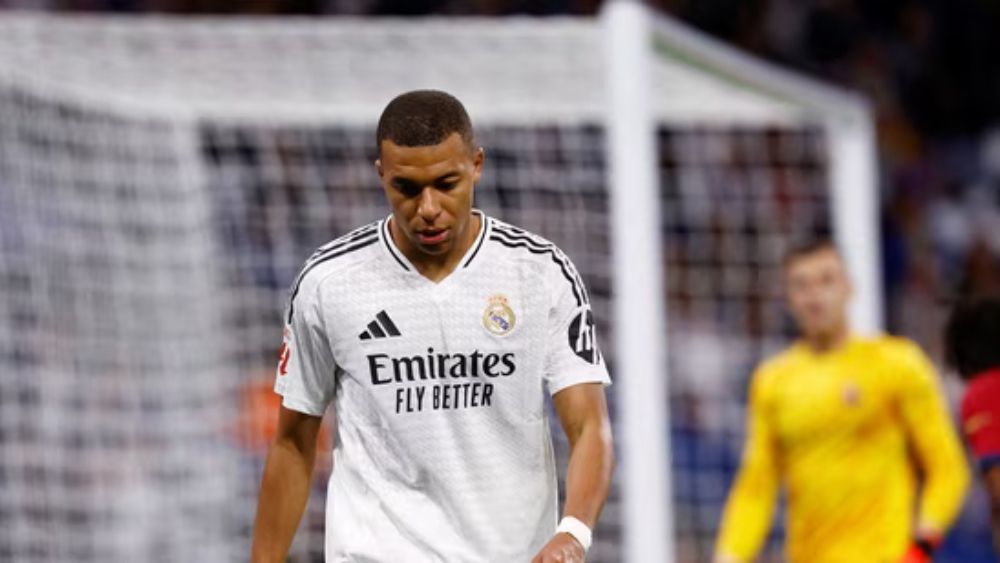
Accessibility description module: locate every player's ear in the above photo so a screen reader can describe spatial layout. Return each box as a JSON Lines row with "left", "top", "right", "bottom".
{"left": 472, "top": 146, "right": 484, "bottom": 182}
{"left": 374, "top": 158, "right": 383, "bottom": 179}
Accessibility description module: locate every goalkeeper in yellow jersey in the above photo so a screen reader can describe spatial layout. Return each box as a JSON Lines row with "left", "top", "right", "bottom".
{"left": 714, "top": 240, "right": 969, "bottom": 563}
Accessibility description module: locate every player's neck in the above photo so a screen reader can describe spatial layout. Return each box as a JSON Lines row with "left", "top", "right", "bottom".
{"left": 394, "top": 214, "right": 481, "bottom": 283}
{"left": 802, "top": 324, "right": 850, "bottom": 355}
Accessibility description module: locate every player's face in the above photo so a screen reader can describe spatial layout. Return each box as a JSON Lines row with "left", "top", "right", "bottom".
{"left": 376, "top": 133, "right": 483, "bottom": 257}
{"left": 785, "top": 248, "right": 852, "bottom": 339}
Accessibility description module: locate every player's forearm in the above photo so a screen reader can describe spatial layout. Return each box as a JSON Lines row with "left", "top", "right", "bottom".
{"left": 918, "top": 474, "right": 968, "bottom": 534}
{"left": 714, "top": 467, "right": 777, "bottom": 561}
{"left": 715, "top": 425, "right": 779, "bottom": 562}
{"left": 716, "top": 397, "right": 778, "bottom": 561}
{"left": 250, "top": 437, "right": 317, "bottom": 563}
{"left": 562, "top": 417, "right": 614, "bottom": 528}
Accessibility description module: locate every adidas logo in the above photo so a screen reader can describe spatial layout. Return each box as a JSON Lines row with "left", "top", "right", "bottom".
{"left": 359, "top": 310, "right": 401, "bottom": 340}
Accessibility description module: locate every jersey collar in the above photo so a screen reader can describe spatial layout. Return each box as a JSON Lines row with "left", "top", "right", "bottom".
{"left": 379, "top": 209, "right": 491, "bottom": 275}
{"left": 793, "top": 333, "right": 860, "bottom": 359}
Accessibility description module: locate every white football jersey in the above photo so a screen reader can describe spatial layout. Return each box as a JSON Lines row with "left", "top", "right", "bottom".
{"left": 274, "top": 210, "right": 611, "bottom": 562}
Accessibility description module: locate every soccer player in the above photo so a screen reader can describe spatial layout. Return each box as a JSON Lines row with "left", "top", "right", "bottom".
{"left": 714, "top": 240, "right": 969, "bottom": 563}
{"left": 945, "top": 295, "right": 1000, "bottom": 553}
{"left": 250, "top": 90, "right": 614, "bottom": 563}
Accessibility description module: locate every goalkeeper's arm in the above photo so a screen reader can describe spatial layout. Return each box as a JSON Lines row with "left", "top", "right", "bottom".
{"left": 251, "top": 405, "right": 323, "bottom": 563}
{"left": 894, "top": 343, "right": 969, "bottom": 562}
{"left": 896, "top": 345, "right": 969, "bottom": 546}
{"left": 714, "top": 370, "right": 780, "bottom": 562}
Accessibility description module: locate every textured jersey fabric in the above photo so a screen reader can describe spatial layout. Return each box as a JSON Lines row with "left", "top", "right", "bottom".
{"left": 961, "top": 368, "right": 1000, "bottom": 472}
{"left": 274, "top": 210, "right": 611, "bottom": 562}
{"left": 715, "top": 336, "right": 969, "bottom": 563}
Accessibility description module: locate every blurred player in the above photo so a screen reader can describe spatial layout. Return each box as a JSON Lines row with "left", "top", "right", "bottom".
{"left": 250, "top": 90, "right": 614, "bottom": 563}
{"left": 945, "top": 295, "right": 1000, "bottom": 553}
{"left": 714, "top": 240, "right": 969, "bottom": 563}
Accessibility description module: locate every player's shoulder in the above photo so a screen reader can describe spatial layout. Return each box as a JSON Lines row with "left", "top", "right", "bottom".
{"left": 292, "top": 219, "right": 382, "bottom": 293}
{"left": 488, "top": 217, "right": 563, "bottom": 254}
{"left": 487, "top": 217, "right": 579, "bottom": 273}
{"left": 860, "top": 334, "right": 927, "bottom": 364}
{"left": 745, "top": 349, "right": 796, "bottom": 403}
{"left": 959, "top": 369, "right": 1000, "bottom": 466}
{"left": 962, "top": 369, "right": 1000, "bottom": 412}
{"left": 753, "top": 345, "right": 800, "bottom": 384}
{"left": 853, "top": 335, "right": 942, "bottom": 392}
{"left": 486, "top": 217, "right": 588, "bottom": 299}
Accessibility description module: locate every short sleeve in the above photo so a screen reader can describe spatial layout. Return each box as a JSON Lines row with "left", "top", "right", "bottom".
{"left": 543, "top": 252, "right": 611, "bottom": 395}
{"left": 273, "top": 275, "right": 337, "bottom": 417}
{"left": 961, "top": 378, "right": 1000, "bottom": 471}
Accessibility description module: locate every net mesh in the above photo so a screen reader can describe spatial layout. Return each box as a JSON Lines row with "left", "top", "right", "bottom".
{"left": 661, "top": 127, "right": 830, "bottom": 561}
{"left": 0, "top": 87, "right": 235, "bottom": 562}
{"left": 0, "top": 15, "right": 835, "bottom": 562}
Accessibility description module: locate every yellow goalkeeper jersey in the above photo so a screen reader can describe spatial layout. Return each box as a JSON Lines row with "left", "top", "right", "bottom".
{"left": 715, "top": 335, "right": 968, "bottom": 563}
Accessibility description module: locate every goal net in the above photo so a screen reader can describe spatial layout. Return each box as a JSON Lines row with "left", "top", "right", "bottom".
{"left": 0, "top": 10, "right": 877, "bottom": 562}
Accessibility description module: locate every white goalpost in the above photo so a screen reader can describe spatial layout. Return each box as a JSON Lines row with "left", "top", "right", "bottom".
{"left": 604, "top": 3, "right": 672, "bottom": 561}
{"left": 0, "top": 6, "right": 879, "bottom": 562}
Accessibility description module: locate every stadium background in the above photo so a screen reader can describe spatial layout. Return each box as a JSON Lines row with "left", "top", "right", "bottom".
{"left": 0, "top": 0, "right": 997, "bottom": 562}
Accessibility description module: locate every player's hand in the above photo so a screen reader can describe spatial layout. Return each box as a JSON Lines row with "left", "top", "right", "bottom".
{"left": 531, "top": 532, "right": 585, "bottom": 563}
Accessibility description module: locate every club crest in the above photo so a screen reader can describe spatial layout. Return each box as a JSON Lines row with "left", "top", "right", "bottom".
{"left": 842, "top": 382, "right": 862, "bottom": 407}
{"left": 483, "top": 294, "right": 516, "bottom": 337}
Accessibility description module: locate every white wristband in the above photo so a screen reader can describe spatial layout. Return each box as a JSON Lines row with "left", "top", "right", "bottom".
{"left": 556, "top": 516, "right": 592, "bottom": 552}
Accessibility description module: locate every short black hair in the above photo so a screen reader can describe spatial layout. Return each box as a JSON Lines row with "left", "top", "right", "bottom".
{"left": 783, "top": 237, "right": 839, "bottom": 269}
{"left": 376, "top": 90, "right": 474, "bottom": 152}
{"left": 945, "top": 294, "right": 1000, "bottom": 380}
